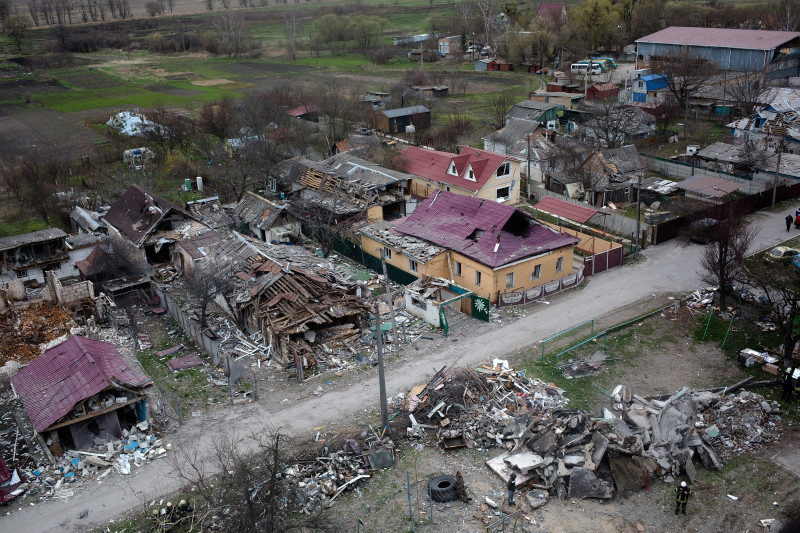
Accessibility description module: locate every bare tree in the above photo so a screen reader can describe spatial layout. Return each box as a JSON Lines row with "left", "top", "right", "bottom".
{"left": 215, "top": 10, "right": 248, "bottom": 57}
{"left": 282, "top": 10, "right": 301, "bottom": 60}
{"left": 726, "top": 70, "right": 765, "bottom": 118}
{"left": 694, "top": 206, "right": 757, "bottom": 311}
{"left": 586, "top": 101, "right": 649, "bottom": 148}
{"left": 486, "top": 89, "right": 516, "bottom": 128}
{"left": 168, "top": 429, "right": 328, "bottom": 532}
{"left": 774, "top": 0, "right": 799, "bottom": 31}
{"left": 743, "top": 257, "right": 800, "bottom": 364}
{"left": 649, "top": 50, "right": 718, "bottom": 111}
{"left": 5, "top": 15, "right": 30, "bottom": 53}
{"left": 142, "top": 107, "right": 196, "bottom": 156}
{"left": 187, "top": 259, "right": 235, "bottom": 329}
{"left": 477, "top": 0, "right": 499, "bottom": 55}
{"left": 199, "top": 98, "right": 237, "bottom": 143}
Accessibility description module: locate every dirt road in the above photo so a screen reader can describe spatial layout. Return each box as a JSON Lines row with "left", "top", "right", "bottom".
{"left": 2, "top": 207, "right": 795, "bottom": 532}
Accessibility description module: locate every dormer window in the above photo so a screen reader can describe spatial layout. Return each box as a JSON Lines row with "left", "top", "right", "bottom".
{"left": 448, "top": 161, "right": 458, "bottom": 176}
{"left": 465, "top": 165, "right": 476, "bottom": 182}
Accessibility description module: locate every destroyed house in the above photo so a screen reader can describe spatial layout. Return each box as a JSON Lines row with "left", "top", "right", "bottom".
{"left": 203, "top": 233, "right": 369, "bottom": 369}
{"left": 104, "top": 185, "right": 206, "bottom": 264}
{"left": 505, "top": 100, "right": 560, "bottom": 127}
{"left": 10, "top": 336, "right": 151, "bottom": 455}
{"left": 0, "top": 228, "right": 70, "bottom": 285}
{"left": 233, "top": 191, "right": 301, "bottom": 244}
{"left": 293, "top": 152, "right": 413, "bottom": 222}
{"left": 186, "top": 196, "right": 233, "bottom": 232}
{"left": 362, "top": 191, "right": 578, "bottom": 303}
{"left": 398, "top": 145, "right": 521, "bottom": 203}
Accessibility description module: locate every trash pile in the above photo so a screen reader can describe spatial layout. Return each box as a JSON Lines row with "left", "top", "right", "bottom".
{"left": 686, "top": 288, "right": 715, "bottom": 310}
{"left": 287, "top": 437, "right": 394, "bottom": 514}
{"left": 700, "top": 389, "right": 783, "bottom": 460}
{"left": 404, "top": 362, "right": 568, "bottom": 450}
{"left": 0, "top": 302, "right": 74, "bottom": 365}
{"left": 6, "top": 421, "right": 169, "bottom": 504}
{"left": 557, "top": 350, "right": 609, "bottom": 379}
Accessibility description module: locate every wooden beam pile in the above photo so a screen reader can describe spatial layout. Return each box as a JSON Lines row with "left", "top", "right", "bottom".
{"left": 242, "top": 260, "right": 369, "bottom": 366}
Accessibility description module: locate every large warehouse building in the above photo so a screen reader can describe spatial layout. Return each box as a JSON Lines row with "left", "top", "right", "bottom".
{"left": 635, "top": 27, "right": 800, "bottom": 81}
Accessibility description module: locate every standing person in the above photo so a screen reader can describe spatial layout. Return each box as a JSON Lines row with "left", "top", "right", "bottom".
{"left": 675, "top": 481, "right": 692, "bottom": 515}
{"left": 796, "top": 214, "right": 800, "bottom": 230}
{"left": 507, "top": 473, "right": 517, "bottom": 506}
{"left": 783, "top": 367, "right": 795, "bottom": 402}
{"left": 787, "top": 215, "right": 794, "bottom": 232}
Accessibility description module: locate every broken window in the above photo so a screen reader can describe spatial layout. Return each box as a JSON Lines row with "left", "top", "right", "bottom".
{"left": 16, "top": 270, "right": 27, "bottom": 278}
{"left": 531, "top": 264, "right": 541, "bottom": 280}
{"left": 382, "top": 247, "right": 392, "bottom": 259}
{"left": 475, "top": 270, "right": 482, "bottom": 286}
{"left": 497, "top": 162, "right": 511, "bottom": 177}
{"left": 505, "top": 272, "right": 514, "bottom": 289}
{"left": 409, "top": 259, "right": 418, "bottom": 273}
{"left": 556, "top": 256, "right": 563, "bottom": 272}
{"left": 496, "top": 186, "right": 511, "bottom": 201}
{"left": 454, "top": 261, "right": 462, "bottom": 276}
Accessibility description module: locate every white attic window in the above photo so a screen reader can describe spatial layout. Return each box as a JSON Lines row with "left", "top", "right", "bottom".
{"left": 447, "top": 160, "right": 458, "bottom": 176}
{"left": 464, "top": 164, "right": 476, "bottom": 182}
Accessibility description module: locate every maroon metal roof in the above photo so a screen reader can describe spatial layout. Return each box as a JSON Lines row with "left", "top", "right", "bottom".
{"left": 534, "top": 197, "right": 598, "bottom": 224}
{"left": 104, "top": 185, "right": 190, "bottom": 246}
{"left": 397, "top": 146, "right": 510, "bottom": 193}
{"left": 677, "top": 175, "right": 741, "bottom": 198}
{"left": 177, "top": 230, "right": 223, "bottom": 260}
{"left": 395, "top": 191, "right": 578, "bottom": 269}
{"left": 10, "top": 336, "right": 150, "bottom": 432}
{"left": 635, "top": 27, "right": 800, "bottom": 50}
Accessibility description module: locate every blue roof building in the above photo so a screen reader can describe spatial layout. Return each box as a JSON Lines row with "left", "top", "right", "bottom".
{"left": 632, "top": 74, "right": 669, "bottom": 103}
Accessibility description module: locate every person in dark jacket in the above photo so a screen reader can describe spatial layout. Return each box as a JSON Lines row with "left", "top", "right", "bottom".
{"left": 787, "top": 215, "right": 794, "bottom": 232}
{"left": 507, "top": 473, "right": 517, "bottom": 505}
{"left": 675, "top": 481, "right": 692, "bottom": 515}
{"left": 783, "top": 367, "right": 795, "bottom": 402}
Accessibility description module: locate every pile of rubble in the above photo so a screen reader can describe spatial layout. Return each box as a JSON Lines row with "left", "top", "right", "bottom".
{"left": 6, "top": 421, "right": 169, "bottom": 504}
{"left": 686, "top": 288, "right": 715, "bottom": 310}
{"left": 0, "top": 302, "right": 74, "bottom": 365}
{"left": 287, "top": 437, "right": 394, "bottom": 514}
{"left": 404, "top": 362, "right": 567, "bottom": 450}
{"left": 404, "top": 363, "right": 785, "bottom": 507}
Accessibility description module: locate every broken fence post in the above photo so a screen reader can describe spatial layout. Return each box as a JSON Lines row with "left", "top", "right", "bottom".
{"left": 253, "top": 372, "right": 259, "bottom": 401}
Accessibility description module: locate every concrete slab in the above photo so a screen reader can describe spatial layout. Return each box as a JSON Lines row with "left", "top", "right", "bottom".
{"left": 504, "top": 451, "right": 544, "bottom": 473}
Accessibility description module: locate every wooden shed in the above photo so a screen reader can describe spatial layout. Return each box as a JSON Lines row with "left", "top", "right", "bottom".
{"left": 586, "top": 83, "right": 620, "bottom": 101}
{"left": 375, "top": 105, "right": 431, "bottom": 133}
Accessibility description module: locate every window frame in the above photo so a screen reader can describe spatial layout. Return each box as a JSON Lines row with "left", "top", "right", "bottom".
{"left": 505, "top": 272, "right": 515, "bottom": 289}
{"left": 556, "top": 256, "right": 563, "bottom": 272}
{"left": 497, "top": 162, "right": 511, "bottom": 177}
{"left": 474, "top": 270, "right": 482, "bottom": 287}
{"left": 382, "top": 247, "right": 392, "bottom": 260}
{"left": 530, "top": 264, "right": 541, "bottom": 280}
{"left": 409, "top": 259, "right": 418, "bottom": 273}
{"left": 454, "top": 261, "right": 462, "bottom": 276}
{"left": 496, "top": 186, "right": 511, "bottom": 201}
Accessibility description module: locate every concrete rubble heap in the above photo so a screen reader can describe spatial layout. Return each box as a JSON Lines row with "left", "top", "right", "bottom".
{"left": 405, "top": 363, "right": 784, "bottom": 505}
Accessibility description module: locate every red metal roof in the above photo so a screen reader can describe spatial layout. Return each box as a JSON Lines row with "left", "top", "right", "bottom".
{"left": 397, "top": 146, "right": 510, "bottom": 193}
{"left": 10, "top": 336, "right": 150, "bottom": 432}
{"left": 288, "top": 105, "right": 318, "bottom": 117}
{"left": 534, "top": 197, "right": 598, "bottom": 224}
{"left": 635, "top": 27, "right": 800, "bottom": 50}
{"left": 395, "top": 191, "right": 578, "bottom": 268}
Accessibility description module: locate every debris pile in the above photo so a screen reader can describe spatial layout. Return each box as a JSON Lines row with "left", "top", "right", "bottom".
{"left": 405, "top": 363, "right": 567, "bottom": 450}
{"left": 4, "top": 421, "right": 169, "bottom": 505}
{"left": 0, "top": 302, "right": 74, "bottom": 365}
{"left": 287, "top": 437, "right": 394, "bottom": 514}
{"left": 686, "top": 288, "right": 715, "bottom": 309}
{"left": 405, "top": 364, "right": 785, "bottom": 507}
{"left": 558, "top": 350, "right": 608, "bottom": 379}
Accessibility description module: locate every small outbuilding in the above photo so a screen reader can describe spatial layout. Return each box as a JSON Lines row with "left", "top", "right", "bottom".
{"left": 586, "top": 83, "right": 620, "bottom": 101}
{"left": 375, "top": 105, "right": 430, "bottom": 133}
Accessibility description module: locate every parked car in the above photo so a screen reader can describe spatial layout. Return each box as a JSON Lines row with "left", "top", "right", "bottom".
{"left": 689, "top": 218, "right": 720, "bottom": 244}
{"left": 766, "top": 246, "right": 800, "bottom": 262}
{"left": 465, "top": 45, "right": 478, "bottom": 53}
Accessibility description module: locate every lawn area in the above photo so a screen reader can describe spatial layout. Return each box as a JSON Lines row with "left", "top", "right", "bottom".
{"left": 0, "top": 217, "right": 50, "bottom": 237}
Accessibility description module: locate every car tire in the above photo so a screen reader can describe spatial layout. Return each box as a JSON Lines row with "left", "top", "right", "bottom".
{"left": 429, "top": 475, "right": 458, "bottom": 502}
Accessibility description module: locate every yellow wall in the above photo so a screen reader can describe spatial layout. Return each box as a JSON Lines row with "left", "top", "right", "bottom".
{"left": 366, "top": 205, "right": 384, "bottom": 223}
{"left": 359, "top": 234, "right": 450, "bottom": 278}
{"left": 449, "top": 248, "right": 574, "bottom": 303}
{"left": 361, "top": 228, "right": 574, "bottom": 304}
{"left": 407, "top": 160, "right": 521, "bottom": 204}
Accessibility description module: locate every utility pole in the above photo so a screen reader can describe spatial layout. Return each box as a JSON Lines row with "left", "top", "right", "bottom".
{"left": 526, "top": 135, "right": 532, "bottom": 202}
{"left": 772, "top": 141, "right": 784, "bottom": 207}
{"left": 380, "top": 249, "right": 399, "bottom": 347}
{"left": 374, "top": 301, "right": 389, "bottom": 432}
{"left": 634, "top": 171, "right": 642, "bottom": 259}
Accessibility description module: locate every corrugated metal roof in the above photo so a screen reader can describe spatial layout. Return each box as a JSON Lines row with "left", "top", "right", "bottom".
{"left": 534, "top": 197, "right": 598, "bottom": 224}
{"left": 636, "top": 27, "right": 800, "bottom": 50}
{"left": 66, "top": 232, "right": 106, "bottom": 249}
{"left": 0, "top": 228, "right": 67, "bottom": 251}
{"left": 677, "top": 175, "right": 742, "bottom": 198}
{"left": 382, "top": 105, "right": 429, "bottom": 118}
{"left": 395, "top": 191, "right": 578, "bottom": 268}
{"left": 177, "top": 230, "right": 223, "bottom": 260}
{"left": 10, "top": 336, "right": 150, "bottom": 432}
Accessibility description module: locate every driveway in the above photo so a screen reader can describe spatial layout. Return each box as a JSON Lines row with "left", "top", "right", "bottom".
{"left": 2, "top": 206, "right": 795, "bottom": 532}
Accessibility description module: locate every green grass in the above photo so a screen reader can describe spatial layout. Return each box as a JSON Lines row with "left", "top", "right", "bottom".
{"left": 693, "top": 312, "right": 781, "bottom": 358}
{"left": 0, "top": 217, "right": 50, "bottom": 237}
{"left": 35, "top": 84, "right": 241, "bottom": 112}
